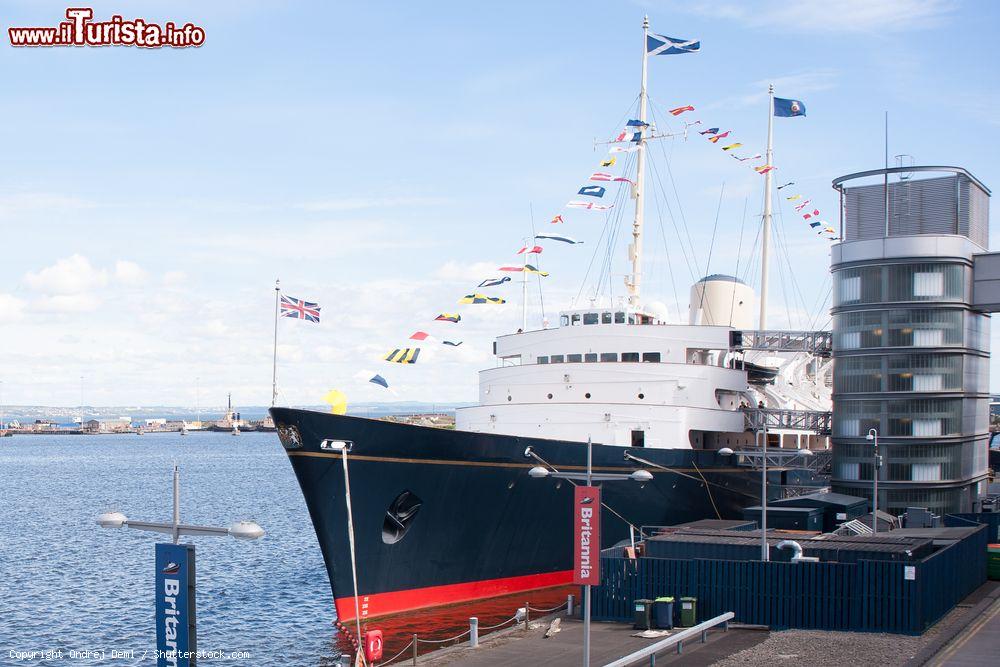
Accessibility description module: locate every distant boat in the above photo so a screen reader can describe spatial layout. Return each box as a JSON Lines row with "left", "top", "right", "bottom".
{"left": 231, "top": 425, "right": 240, "bottom": 436}
{"left": 181, "top": 426, "right": 189, "bottom": 436}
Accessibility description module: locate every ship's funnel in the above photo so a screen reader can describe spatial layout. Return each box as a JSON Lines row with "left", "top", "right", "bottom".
{"left": 689, "top": 274, "right": 755, "bottom": 328}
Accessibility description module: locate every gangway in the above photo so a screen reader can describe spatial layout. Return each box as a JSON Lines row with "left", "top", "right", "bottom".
{"left": 730, "top": 330, "right": 832, "bottom": 356}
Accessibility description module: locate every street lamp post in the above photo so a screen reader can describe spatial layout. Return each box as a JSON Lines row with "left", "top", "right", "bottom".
{"left": 526, "top": 439, "right": 651, "bottom": 667}
{"left": 97, "top": 465, "right": 264, "bottom": 667}
{"left": 866, "top": 428, "right": 881, "bottom": 534}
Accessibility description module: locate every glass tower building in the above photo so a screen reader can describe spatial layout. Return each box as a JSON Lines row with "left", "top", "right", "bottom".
{"left": 830, "top": 166, "right": 992, "bottom": 514}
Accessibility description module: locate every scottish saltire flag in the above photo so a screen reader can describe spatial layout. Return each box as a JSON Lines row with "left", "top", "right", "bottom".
{"left": 647, "top": 33, "right": 700, "bottom": 55}
{"left": 478, "top": 276, "right": 511, "bottom": 288}
{"left": 369, "top": 374, "right": 389, "bottom": 389}
{"left": 774, "top": 97, "right": 806, "bottom": 117}
{"left": 535, "top": 234, "right": 582, "bottom": 244}
{"left": 384, "top": 348, "right": 420, "bottom": 364}
{"left": 578, "top": 185, "right": 606, "bottom": 198}
{"left": 280, "top": 294, "right": 321, "bottom": 322}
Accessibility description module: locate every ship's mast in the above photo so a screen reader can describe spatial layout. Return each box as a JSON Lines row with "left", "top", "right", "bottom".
{"left": 626, "top": 16, "right": 650, "bottom": 308}
{"left": 759, "top": 84, "right": 775, "bottom": 329}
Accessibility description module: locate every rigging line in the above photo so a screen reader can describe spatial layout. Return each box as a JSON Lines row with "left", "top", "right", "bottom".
{"left": 651, "top": 182, "right": 681, "bottom": 322}
{"left": 594, "top": 154, "right": 635, "bottom": 302}
{"left": 807, "top": 279, "right": 833, "bottom": 331}
{"left": 741, "top": 220, "right": 763, "bottom": 286}
{"left": 729, "top": 196, "right": 750, "bottom": 326}
{"left": 650, "top": 105, "right": 702, "bottom": 278}
{"left": 528, "top": 203, "right": 545, "bottom": 325}
{"left": 647, "top": 156, "right": 697, "bottom": 282}
{"left": 697, "top": 182, "right": 726, "bottom": 320}
{"left": 771, "top": 198, "right": 810, "bottom": 328}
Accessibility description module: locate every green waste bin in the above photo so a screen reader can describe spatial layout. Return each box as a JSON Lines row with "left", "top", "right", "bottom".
{"left": 633, "top": 599, "right": 653, "bottom": 630}
{"left": 678, "top": 597, "right": 697, "bottom": 627}
{"left": 988, "top": 545, "right": 1000, "bottom": 581}
{"left": 653, "top": 597, "right": 674, "bottom": 629}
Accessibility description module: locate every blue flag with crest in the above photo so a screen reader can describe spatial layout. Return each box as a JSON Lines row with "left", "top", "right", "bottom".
{"left": 774, "top": 97, "right": 807, "bottom": 117}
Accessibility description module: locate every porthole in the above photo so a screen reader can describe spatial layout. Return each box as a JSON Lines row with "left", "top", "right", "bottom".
{"left": 585, "top": 393, "right": 591, "bottom": 399}
{"left": 507, "top": 396, "right": 512, "bottom": 402}
{"left": 547, "top": 393, "right": 553, "bottom": 399}
{"left": 638, "top": 393, "right": 645, "bottom": 399}
{"left": 382, "top": 490, "right": 423, "bottom": 545}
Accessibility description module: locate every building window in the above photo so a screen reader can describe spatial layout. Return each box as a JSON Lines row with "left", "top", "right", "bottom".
{"left": 614, "top": 312, "right": 626, "bottom": 324}
{"left": 571, "top": 314, "right": 581, "bottom": 326}
{"left": 621, "top": 352, "right": 640, "bottom": 362}
{"left": 837, "top": 462, "right": 860, "bottom": 480}
{"left": 550, "top": 355, "right": 564, "bottom": 364}
{"left": 838, "top": 331, "right": 861, "bottom": 349}
{"left": 583, "top": 313, "right": 599, "bottom": 325}
{"left": 911, "top": 419, "right": 942, "bottom": 437}
{"left": 560, "top": 315, "right": 569, "bottom": 327}
{"left": 642, "top": 352, "right": 661, "bottom": 363}
{"left": 912, "top": 463, "right": 942, "bottom": 481}
{"left": 841, "top": 276, "right": 861, "bottom": 302}
{"left": 913, "top": 272, "right": 944, "bottom": 297}
{"left": 913, "top": 329, "right": 944, "bottom": 346}
{"left": 567, "top": 354, "right": 582, "bottom": 363}
{"left": 584, "top": 353, "right": 598, "bottom": 363}
{"left": 631, "top": 430, "right": 645, "bottom": 447}
{"left": 600, "top": 353, "right": 618, "bottom": 362}
{"left": 537, "top": 356, "right": 548, "bottom": 364}
{"left": 602, "top": 312, "right": 612, "bottom": 324}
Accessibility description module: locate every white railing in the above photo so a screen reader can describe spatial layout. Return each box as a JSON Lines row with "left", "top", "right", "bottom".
{"left": 602, "top": 612, "right": 735, "bottom": 666}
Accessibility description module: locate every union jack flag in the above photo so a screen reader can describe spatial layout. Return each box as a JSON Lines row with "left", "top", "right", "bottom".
{"left": 280, "top": 294, "right": 321, "bottom": 323}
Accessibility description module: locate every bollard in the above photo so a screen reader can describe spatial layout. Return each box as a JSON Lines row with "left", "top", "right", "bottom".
{"left": 649, "top": 655, "right": 656, "bottom": 666}
{"left": 567, "top": 594, "right": 574, "bottom": 617}
{"left": 470, "top": 617, "right": 479, "bottom": 648}
{"left": 524, "top": 602, "right": 530, "bottom": 631}
{"left": 676, "top": 640, "right": 683, "bottom": 655}
{"left": 412, "top": 633, "right": 418, "bottom": 665}
{"left": 701, "top": 629, "right": 708, "bottom": 643}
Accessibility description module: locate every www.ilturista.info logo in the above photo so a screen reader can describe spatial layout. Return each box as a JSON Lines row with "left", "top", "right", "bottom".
{"left": 8, "top": 8, "right": 205, "bottom": 48}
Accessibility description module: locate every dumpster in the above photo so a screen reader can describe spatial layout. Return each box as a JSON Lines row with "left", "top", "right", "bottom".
{"left": 679, "top": 597, "right": 697, "bottom": 627}
{"left": 633, "top": 599, "right": 653, "bottom": 630}
{"left": 653, "top": 597, "right": 674, "bottom": 629}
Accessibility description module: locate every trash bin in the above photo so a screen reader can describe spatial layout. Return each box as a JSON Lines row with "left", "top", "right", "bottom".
{"left": 653, "top": 597, "right": 674, "bottom": 629}
{"left": 678, "top": 597, "right": 697, "bottom": 627}
{"left": 633, "top": 599, "right": 654, "bottom": 630}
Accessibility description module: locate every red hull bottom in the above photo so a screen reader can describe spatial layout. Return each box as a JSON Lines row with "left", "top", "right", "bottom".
{"left": 334, "top": 569, "right": 574, "bottom": 622}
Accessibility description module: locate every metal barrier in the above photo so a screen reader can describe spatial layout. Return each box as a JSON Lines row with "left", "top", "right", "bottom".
{"left": 601, "top": 612, "right": 735, "bottom": 667}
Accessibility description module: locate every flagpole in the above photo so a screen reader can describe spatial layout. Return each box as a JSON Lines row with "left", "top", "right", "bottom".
{"left": 628, "top": 15, "right": 649, "bottom": 308}
{"left": 521, "top": 237, "right": 528, "bottom": 331}
{"left": 272, "top": 279, "right": 280, "bottom": 407}
{"left": 759, "top": 84, "right": 774, "bottom": 330}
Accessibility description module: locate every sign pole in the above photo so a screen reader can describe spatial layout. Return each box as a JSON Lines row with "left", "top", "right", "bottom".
{"left": 584, "top": 436, "right": 592, "bottom": 667}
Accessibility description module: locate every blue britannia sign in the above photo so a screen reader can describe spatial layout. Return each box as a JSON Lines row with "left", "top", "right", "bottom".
{"left": 155, "top": 543, "right": 196, "bottom": 667}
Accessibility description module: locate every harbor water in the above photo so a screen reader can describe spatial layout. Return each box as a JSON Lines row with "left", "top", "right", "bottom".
{"left": 1, "top": 432, "right": 573, "bottom": 665}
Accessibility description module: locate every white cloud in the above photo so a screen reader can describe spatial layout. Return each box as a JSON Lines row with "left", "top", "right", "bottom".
{"left": 162, "top": 271, "right": 188, "bottom": 287}
{"left": 433, "top": 260, "right": 503, "bottom": 281}
{"left": 114, "top": 260, "right": 148, "bottom": 286}
{"left": 23, "top": 255, "right": 108, "bottom": 295}
{"left": 35, "top": 293, "right": 102, "bottom": 313}
{"left": 0, "top": 294, "right": 25, "bottom": 322}
{"left": 659, "top": 0, "right": 957, "bottom": 33}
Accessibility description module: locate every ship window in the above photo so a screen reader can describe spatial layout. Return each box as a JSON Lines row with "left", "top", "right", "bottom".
{"left": 567, "top": 354, "right": 582, "bottom": 363}
{"left": 547, "top": 393, "right": 553, "bottom": 399}
{"left": 585, "top": 392, "right": 592, "bottom": 399}
{"left": 638, "top": 393, "right": 645, "bottom": 399}
{"left": 571, "top": 314, "right": 581, "bottom": 326}
{"left": 631, "top": 430, "right": 645, "bottom": 448}
{"left": 628, "top": 314, "right": 637, "bottom": 325}
{"left": 560, "top": 315, "right": 569, "bottom": 326}
{"left": 600, "top": 353, "right": 618, "bottom": 362}
{"left": 583, "top": 313, "right": 599, "bottom": 325}
{"left": 537, "top": 356, "right": 549, "bottom": 364}
{"left": 585, "top": 353, "right": 598, "bottom": 363}
{"left": 642, "top": 352, "right": 661, "bottom": 363}
{"left": 622, "top": 352, "right": 640, "bottom": 362}
{"left": 602, "top": 313, "right": 613, "bottom": 324}
{"left": 615, "top": 312, "right": 626, "bottom": 324}
{"left": 550, "top": 355, "right": 564, "bottom": 363}
{"left": 382, "top": 490, "right": 423, "bottom": 545}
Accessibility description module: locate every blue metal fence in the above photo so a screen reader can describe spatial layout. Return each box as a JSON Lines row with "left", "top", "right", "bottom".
{"left": 592, "top": 524, "right": 987, "bottom": 635}
{"left": 945, "top": 512, "right": 1000, "bottom": 542}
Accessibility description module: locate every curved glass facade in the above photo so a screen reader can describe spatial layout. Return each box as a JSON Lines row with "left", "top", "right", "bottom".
{"left": 832, "top": 259, "right": 989, "bottom": 514}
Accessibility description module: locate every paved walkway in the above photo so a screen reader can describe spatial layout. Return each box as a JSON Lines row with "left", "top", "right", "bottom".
{"left": 423, "top": 617, "right": 768, "bottom": 666}
{"left": 926, "top": 595, "right": 1000, "bottom": 667}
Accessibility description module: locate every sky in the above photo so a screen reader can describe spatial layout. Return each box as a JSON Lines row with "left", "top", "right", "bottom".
{"left": 1, "top": 0, "right": 998, "bottom": 407}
